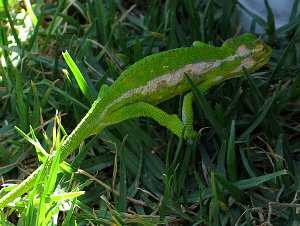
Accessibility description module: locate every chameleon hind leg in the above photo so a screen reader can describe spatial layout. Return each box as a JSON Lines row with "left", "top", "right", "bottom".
{"left": 104, "top": 102, "right": 197, "bottom": 139}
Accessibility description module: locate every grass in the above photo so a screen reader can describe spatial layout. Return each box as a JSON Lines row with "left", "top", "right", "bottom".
{"left": 1, "top": 0, "right": 300, "bottom": 225}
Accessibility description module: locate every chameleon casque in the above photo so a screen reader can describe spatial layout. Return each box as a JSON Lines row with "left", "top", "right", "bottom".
{"left": 0, "top": 33, "right": 272, "bottom": 208}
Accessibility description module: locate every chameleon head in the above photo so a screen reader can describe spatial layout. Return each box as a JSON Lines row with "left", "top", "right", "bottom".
{"left": 222, "top": 33, "right": 272, "bottom": 74}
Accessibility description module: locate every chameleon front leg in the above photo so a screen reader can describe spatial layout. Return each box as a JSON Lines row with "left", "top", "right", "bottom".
{"left": 104, "top": 101, "right": 197, "bottom": 139}
{"left": 182, "top": 92, "right": 197, "bottom": 139}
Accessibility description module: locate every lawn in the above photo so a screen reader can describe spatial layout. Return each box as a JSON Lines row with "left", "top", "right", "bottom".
{"left": 1, "top": 0, "right": 300, "bottom": 225}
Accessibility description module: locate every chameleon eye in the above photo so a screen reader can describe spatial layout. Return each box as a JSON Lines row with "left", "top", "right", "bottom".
{"left": 236, "top": 44, "right": 248, "bottom": 55}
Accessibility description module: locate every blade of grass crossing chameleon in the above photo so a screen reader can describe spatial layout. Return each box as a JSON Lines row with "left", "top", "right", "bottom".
{"left": 227, "top": 120, "right": 237, "bottom": 181}
{"left": 185, "top": 75, "right": 226, "bottom": 140}
{"left": 62, "top": 51, "right": 96, "bottom": 103}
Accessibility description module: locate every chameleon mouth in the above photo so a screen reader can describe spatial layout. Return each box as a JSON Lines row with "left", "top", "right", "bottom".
{"left": 248, "top": 41, "right": 272, "bottom": 72}
{"left": 253, "top": 46, "right": 272, "bottom": 70}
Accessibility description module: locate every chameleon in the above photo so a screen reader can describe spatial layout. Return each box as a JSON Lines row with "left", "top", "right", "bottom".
{"left": 0, "top": 33, "right": 272, "bottom": 208}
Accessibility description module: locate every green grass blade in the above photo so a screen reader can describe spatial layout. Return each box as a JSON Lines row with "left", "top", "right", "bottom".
{"left": 23, "top": 0, "right": 37, "bottom": 25}
{"left": 289, "top": 0, "right": 300, "bottom": 22}
{"left": 62, "top": 50, "right": 95, "bottom": 103}
{"left": 226, "top": 120, "right": 237, "bottom": 181}
{"left": 233, "top": 170, "right": 288, "bottom": 190}
{"left": 240, "top": 91, "right": 277, "bottom": 141}
{"left": 186, "top": 75, "right": 226, "bottom": 140}
{"left": 239, "top": 148, "right": 256, "bottom": 177}
{"left": 237, "top": 2, "right": 267, "bottom": 28}
{"left": 209, "top": 171, "right": 221, "bottom": 226}
{"left": 264, "top": 0, "right": 276, "bottom": 44}
{"left": 215, "top": 173, "right": 244, "bottom": 202}
{"left": 14, "top": 68, "right": 28, "bottom": 132}
{"left": 116, "top": 137, "right": 128, "bottom": 212}
{"left": 272, "top": 25, "right": 300, "bottom": 75}
{"left": 27, "top": 8, "right": 44, "bottom": 51}
{"left": 3, "top": 0, "right": 22, "bottom": 50}
{"left": 94, "top": 0, "right": 107, "bottom": 44}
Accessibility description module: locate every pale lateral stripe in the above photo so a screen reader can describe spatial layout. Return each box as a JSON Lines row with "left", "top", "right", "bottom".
{"left": 102, "top": 45, "right": 259, "bottom": 117}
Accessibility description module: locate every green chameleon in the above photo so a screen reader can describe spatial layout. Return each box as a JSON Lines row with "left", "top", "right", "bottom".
{"left": 0, "top": 33, "right": 272, "bottom": 208}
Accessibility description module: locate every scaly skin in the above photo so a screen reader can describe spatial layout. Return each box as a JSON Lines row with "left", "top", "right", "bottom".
{"left": 0, "top": 33, "right": 272, "bottom": 208}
